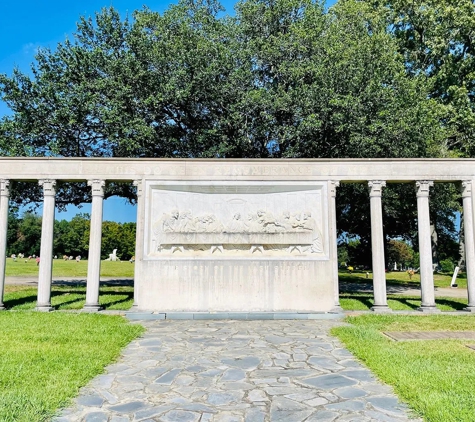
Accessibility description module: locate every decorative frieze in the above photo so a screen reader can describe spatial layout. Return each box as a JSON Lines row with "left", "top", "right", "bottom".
{"left": 146, "top": 183, "right": 327, "bottom": 258}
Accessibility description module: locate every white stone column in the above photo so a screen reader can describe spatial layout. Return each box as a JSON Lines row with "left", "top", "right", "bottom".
{"left": 416, "top": 180, "right": 439, "bottom": 312}
{"left": 329, "top": 181, "right": 341, "bottom": 312}
{"left": 84, "top": 179, "right": 105, "bottom": 311}
{"left": 368, "top": 180, "right": 390, "bottom": 312}
{"left": 461, "top": 180, "right": 475, "bottom": 312}
{"left": 132, "top": 179, "right": 144, "bottom": 309}
{"left": 0, "top": 179, "right": 10, "bottom": 310}
{"left": 36, "top": 179, "right": 56, "bottom": 311}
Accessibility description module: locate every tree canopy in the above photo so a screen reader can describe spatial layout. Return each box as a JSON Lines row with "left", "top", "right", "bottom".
{"left": 0, "top": 0, "right": 447, "bottom": 161}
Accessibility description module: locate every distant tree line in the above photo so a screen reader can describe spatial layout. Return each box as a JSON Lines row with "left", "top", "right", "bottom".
{"left": 338, "top": 236, "right": 461, "bottom": 272}
{"left": 6, "top": 212, "right": 136, "bottom": 260}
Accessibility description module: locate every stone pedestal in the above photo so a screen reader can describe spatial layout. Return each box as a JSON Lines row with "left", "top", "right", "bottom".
{"left": 84, "top": 180, "right": 105, "bottom": 311}
{"left": 36, "top": 179, "right": 56, "bottom": 312}
{"left": 462, "top": 181, "right": 475, "bottom": 312}
{"left": 132, "top": 179, "right": 144, "bottom": 309}
{"left": 416, "top": 181, "right": 439, "bottom": 312}
{"left": 0, "top": 179, "right": 10, "bottom": 310}
{"left": 329, "top": 181, "right": 342, "bottom": 312}
{"left": 368, "top": 181, "right": 391, "bottom": 312}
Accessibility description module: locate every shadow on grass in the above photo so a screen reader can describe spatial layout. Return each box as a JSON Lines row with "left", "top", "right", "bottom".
{"left": 51, "top": 279, "right": 133, "bottom": 287}
{"left": 340, "top": 280, "right": 423, "bottom": 295}
{"left": 436, "top": 298, "right": 467, "bottom": 311}
{"left": 4, "top": 295, "right": 38, "bottom": 309}
{"left": 3, "top": 285, "right": 134, "bottom": 310}
{"left": 340, "top": 293, "right": 374, "bottom": 309}
{"left": 388, "top": 297, "right": 419, "bottom": 310}
{"left": 340, "top": 292, "right": 467, "bottom": 312}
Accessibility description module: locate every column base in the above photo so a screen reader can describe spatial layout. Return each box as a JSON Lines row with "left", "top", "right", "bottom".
{"left": 0, "top": 305, "right": 6, "bottom": 311}
{"left": 36, "top": 305, "right": 54, "bottom": 312}
{"left": 463, "top": 306, "right": 475, "bottom": 313}
{"left": 83, "top": 305, "right": 103, "bottom": 312}
{"left": 371, "top": 305, "right": 392, "bottom": 313}
{"left": 417, "top": 305, "right": 440, "bottom": 313}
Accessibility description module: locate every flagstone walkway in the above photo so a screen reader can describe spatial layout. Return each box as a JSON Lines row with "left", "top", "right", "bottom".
{"left": 54, "top": 320, "right": 420, "bottom": 422}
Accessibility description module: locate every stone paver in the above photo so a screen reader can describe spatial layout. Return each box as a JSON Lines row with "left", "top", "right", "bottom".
{"left": 53, "top": 320, "right": 420, "bottom": 421}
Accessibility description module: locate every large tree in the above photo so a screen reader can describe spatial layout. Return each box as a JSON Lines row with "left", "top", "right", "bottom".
{"left": 0, "top": 0, "right": 452, "bottom": 253}
{"left": 0, "top": 0, "right": 445, "bottom": 162}
{"left": 363, "top": 0, "right": 475, "bottom": 155}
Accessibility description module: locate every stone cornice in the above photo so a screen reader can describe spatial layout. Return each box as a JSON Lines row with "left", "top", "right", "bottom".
{"left": 1, "top": 158, "right": 475, "bottom": 182}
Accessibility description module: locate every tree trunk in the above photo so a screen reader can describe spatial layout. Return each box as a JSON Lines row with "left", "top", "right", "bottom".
{"left": 458, "top": 212, "right": 465, "bottom": 269}
{"left": 430, "top": 223, "right": 439, "bottom": 266}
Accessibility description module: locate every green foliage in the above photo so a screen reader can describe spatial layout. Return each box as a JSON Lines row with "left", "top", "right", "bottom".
{"left": 363, "top": 0, "right": 475, "bottom": 156}
{"left": 0, "top": 0, "right": 445, "bottom": 164}
{"left": 387, "top": 239, "right": 414, "bottom": 267}
{"left": 439, "top": 258, "right": 455, "bottom": 273}
{"left": 7, "top": 212, "right": 42, "bottom": 257}
{"left": 6, "top": 212, "right": 136, "bottom": 260}
{"left": 54, "top": 213, "right": 90, "bottom": 257}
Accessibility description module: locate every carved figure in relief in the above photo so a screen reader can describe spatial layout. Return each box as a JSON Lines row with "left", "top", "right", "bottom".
{"left": 179, "top": 210, "right": 196, "bottom": 232}
{"left": 151, "top": 208, "right": 325, "bottom": 256}
{"left": 246, "top": 213, "right": 260, "bottom": 232}
{"left": 210, "top": 215, "right": 225, "bottom": 233}
{"left": 162, "top": 209, "right": 180, "bottom": 232}
{"left": 256, "top": 210, "right": 282, "bottom": 233}
{"left": 298, "top": 212, "right": 317, "bottom": 231}
{"left": 227, "top": 213, "right": 248, "bottom": 233}
{"left": 279, "top": 211, "right": 294, "bottom": 231}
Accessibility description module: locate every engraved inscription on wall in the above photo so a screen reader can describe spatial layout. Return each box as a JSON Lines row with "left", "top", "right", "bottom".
{"left": 146, "top": 183, "right": 328, "bottom": 258}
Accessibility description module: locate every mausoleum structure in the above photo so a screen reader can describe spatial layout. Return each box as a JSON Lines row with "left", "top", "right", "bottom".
{"left": 0, "top": 158, "right": 475, "bottom": 316}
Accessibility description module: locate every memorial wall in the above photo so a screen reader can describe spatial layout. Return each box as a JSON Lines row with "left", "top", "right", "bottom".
{"left": 137, "top": 181, "right": 334, "bottom": 312}
{"left": 1, "top": 158, "right": 475, "bottom": 316}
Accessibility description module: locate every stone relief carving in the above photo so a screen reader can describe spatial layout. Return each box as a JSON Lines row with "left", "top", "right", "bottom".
{"left": 151, "top": 209, "right": 324, "bottom": 256}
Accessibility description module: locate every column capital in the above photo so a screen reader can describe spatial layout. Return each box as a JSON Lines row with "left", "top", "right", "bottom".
{"left": 0, "top": 179, "right": 10, "bottom": 197}
{"left": 368, "top": 180, "right": 386, "bottom": 197}
{"left": 461, "top": 180, "right": 473, "bottom": 198}
{"left": 416, "top": 180, "right": 433, "bottom": 198}
{"left": 329, "top": 181, "right": 340, "bottom": 198}
{"left": 133, "top": 179, "right": 143, "bottom": 197}
{"left": 39, "top": 179, "right": 56, "bottom": 196}
{"left": 88, "top": 179, "right": 106, "bottom": 197}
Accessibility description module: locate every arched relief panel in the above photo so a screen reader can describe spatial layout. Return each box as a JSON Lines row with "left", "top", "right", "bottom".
{"left": 143, "top": 181, "right": 329, "bottom": 260}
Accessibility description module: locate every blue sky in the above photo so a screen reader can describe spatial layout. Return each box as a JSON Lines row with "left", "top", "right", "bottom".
{"left": 0, "top": 0, "right": 336, "bottom": 222}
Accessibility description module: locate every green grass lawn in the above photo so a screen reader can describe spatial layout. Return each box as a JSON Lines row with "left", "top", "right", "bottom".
{"left": 339, "top": 269, "right": 468, "bottom": 311}
{"left": 0, "top": 312, "right": 144, "bottom": 422}
{"left": 332, "top": 314, "right": 475, "bottom": 422}
{"left": 3, "top": 284, "right": 134, "bottom": 310}
{"left": 340, "top": 292, "right": 467, "bottom": 312}
{"left": 5, "top": 258, "right": 135, "bottom": 278}
{"left": 339, "top": 269, "right": 465, "bottom": 289}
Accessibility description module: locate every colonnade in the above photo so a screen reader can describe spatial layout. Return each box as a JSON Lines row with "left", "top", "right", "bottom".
{"left": 334, "top": 179, "right": 475, "bottom": 313}
{"left": 0, "top": 178, "right": 144, "bottom": 311}
{"left": 0, "top": 176, "right": 475, "bottom": 312}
